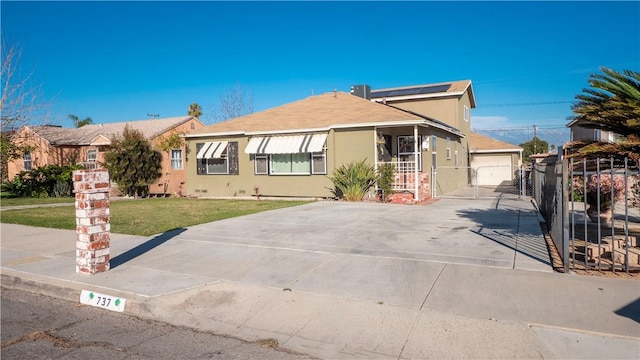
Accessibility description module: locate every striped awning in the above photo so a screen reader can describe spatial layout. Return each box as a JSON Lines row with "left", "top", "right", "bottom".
{"left": 196, "top": 141, "right": 228, "bottom": 159}
{"left": 244, "top": 134, "right": 327, "bottom": 154}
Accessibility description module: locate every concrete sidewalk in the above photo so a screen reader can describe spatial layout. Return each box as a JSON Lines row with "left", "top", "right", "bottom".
{"left": 2, "top": 199, "right": 639, "bottom": 359}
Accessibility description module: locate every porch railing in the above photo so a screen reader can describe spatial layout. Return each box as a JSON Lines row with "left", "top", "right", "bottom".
{"left": 376, "top": 161, "right": 419, "bottom": 190}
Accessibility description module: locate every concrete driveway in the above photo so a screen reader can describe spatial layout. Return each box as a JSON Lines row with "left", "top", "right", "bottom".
{"left": 106, "top": 198, "right": 552, "bottom": 307}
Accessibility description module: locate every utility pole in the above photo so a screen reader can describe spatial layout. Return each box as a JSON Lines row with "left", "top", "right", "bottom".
{"left": 533, "top": 125, "right": 537, "bottom": 154}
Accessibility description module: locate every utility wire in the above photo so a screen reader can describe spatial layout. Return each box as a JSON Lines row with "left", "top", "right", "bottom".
{"left": 477, "top": 101, "right": 574, "bottom": 108}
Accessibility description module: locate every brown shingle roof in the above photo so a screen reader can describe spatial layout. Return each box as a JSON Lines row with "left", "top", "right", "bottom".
{"left": 470, "top": 132, "right": 523, "bottom": 152}
{"left": 188, "top": 91, "right": 463, "bottom": 137}
{"left": 30, "top": 116, "right": 196, "bottom": 145}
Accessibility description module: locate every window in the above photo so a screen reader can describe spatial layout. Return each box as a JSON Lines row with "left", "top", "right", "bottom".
{"left": 171, "top": 149, "right": 183, "bottom": 170}
{"left": 196, "top": 141, "right": 238, "bottom": 175}
{"left": 207, "top": 158, "right": 228, "bottom": 174}
{"left": 446, "top": 137, "right": 451, "bottom": 159}
{"left": 23, "top": 152, "right": 32, "bottom": 170}
{"left": 271, "top": 153, "right": 310, "bottom": 174}
{"left": 311, "top": 152, "right": 326, "bottom": 174}
{"left": 255, "top": 154, "right": 268, "bottom": 174}
{"left": 464, "top": 105, "right": 470, "bottom": 122}
{"left": 256, "top": 152, "right": 326, "bottom": 175}
{"left": 87, "top": 149, "right": 97, "bottom": 162}
{"left": 397, "top": 135, "right": 422, "bottom": 171}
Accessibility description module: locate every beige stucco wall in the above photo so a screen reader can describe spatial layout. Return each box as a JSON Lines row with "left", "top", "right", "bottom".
{"left": 185, "top": 128, "right": 380, "bottom": 198}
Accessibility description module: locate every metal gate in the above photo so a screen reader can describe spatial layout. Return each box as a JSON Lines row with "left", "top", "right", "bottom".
{"left": 432, "top": 165, "right": 528, "bottom": 200}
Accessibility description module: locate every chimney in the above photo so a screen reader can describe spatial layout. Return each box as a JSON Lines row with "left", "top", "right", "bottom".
{"left": 350, "top": 85, "right": 371, "bottom": 100}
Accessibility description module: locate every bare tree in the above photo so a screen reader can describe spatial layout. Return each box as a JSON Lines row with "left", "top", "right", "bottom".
{"left": 206, "top": 83, "right": 254, "bottom": 123}
{"left": 1, "top": 38, "right": 50, "bottom": 181}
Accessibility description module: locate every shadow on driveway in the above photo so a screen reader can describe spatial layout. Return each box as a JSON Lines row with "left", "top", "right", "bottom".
{"left": 456, "top": 205, "right": 552, "bottom": 266}
{"left": 111, "top": 228, "right": 186, "bottom": 269}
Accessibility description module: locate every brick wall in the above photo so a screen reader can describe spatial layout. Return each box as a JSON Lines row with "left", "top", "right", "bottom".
{"left": 73, "top": 169, "right": 111, "bottom": 274}
{"left": 388, "top": 172, "right": 431, "bottom": 204}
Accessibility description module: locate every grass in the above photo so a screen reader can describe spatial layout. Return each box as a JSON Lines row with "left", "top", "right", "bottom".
{"left": 0, "top": 195, "right": 75, "bottom": 207}
{"left": 0, "top": 198, "right": 311, "bottom": 236}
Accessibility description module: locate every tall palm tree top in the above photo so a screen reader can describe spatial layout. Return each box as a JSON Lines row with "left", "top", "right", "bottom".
{"left": 188, "top": 102, "right": 202, "bottom": 118}
{"left": 566, "top": 67, "right": 640, "bottom": 164}
{"left": 569, "top": 67, "right": 640, "bottom": 136}
{"left": 68, "top": 114, "right": 93, "bottom": 128}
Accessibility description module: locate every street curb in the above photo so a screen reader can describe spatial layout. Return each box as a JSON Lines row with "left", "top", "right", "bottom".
{"left": 0, "top": 271, "right": 153, "bottom": 319}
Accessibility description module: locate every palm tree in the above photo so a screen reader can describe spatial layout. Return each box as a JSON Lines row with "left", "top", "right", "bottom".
{"left": 188, "top": 102, "right": 202, "bottom": 118}
{"left": 68, "top": 114, "right": 93, "bottom": 128}
{"left": 566, "top": 67, "right": 640, "bottom": 164}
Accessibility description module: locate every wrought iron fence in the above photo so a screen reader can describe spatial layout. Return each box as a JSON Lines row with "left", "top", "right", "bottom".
{"left": 533, "top": 156, "right": 640, "bottom": 273}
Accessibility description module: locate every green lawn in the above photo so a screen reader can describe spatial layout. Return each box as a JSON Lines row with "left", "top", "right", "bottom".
{"left": 0, "top": 198, "right": 311, "bottom": 236}
{"left": 0, "top": 195, "right": 75, "bottom": 207}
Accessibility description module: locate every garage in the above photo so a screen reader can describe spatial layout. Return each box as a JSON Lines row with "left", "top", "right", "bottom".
{"left": 472, "top": 154, "right": 514, "bottom": 185}
{"left": 470, "top": 133, "right": 523, "bottom": 186}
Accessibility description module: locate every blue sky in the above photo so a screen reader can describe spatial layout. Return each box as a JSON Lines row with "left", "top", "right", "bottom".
{"left": 2, "top": 1, "right": 638, "bottom": 146}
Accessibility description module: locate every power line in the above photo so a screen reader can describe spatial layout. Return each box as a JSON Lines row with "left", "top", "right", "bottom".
{"left": 477, "top": 101, "right": 574, "bottom": 108}
{"left": 473, "top": 125, "right": 567, "bottom": 131}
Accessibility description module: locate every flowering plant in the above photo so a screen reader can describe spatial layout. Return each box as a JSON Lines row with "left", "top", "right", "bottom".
{"left": 577, "top": 174, "right": 626, "bottom": 211}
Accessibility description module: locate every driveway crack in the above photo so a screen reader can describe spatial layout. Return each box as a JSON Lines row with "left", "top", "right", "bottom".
{"left": 397, "top": 263, "right": 447, "bottom": 360}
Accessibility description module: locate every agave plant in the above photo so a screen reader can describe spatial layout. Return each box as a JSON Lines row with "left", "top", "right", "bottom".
{"left": 330, "top": 159, "right": 377, "bottom": 201}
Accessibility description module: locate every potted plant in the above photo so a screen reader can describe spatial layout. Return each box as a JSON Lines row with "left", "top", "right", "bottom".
{"left": 582, "top": 174, "right": 625, "bottom": 223}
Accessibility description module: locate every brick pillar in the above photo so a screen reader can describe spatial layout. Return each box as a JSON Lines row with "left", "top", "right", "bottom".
{"left": 73, "top": 169, "right": 111, "bottom": 274}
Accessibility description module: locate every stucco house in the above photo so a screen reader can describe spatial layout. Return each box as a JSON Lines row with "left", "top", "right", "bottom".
{"left": 184, "top": 81, "right": 475, "bottom": 202}
{"left": 7, "top": 116, "right": 204, "bottom": 196}
{"left": 566, "top": 118, "right": 618, "bottom": 143}
{"left": 469, "top": 132, "right": 523, "bottom": 186}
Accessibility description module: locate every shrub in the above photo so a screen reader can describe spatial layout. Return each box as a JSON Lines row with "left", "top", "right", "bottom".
{"left": 376, "top": 163, "right": 395, "bottom": 202}
{"left": 330, "top": 159, "right": 377, "bottom": 201}
{"left": 1, "top": 164, "right": 82, "bottom": 198}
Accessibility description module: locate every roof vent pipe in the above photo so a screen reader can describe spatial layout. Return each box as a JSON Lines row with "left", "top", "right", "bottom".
{"left": 350, "top": 85, "right": 371, "bottom": 100}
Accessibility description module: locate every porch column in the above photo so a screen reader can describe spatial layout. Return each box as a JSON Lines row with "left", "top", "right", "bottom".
{"left": 373, "top": 127, "right": 378, "bottom": 171}
{"left": 413, "top": 125, "right": 419, "bottom": 201}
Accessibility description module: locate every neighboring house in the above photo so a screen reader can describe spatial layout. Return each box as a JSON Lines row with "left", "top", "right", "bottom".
{"left": 184, "top": 82, "right": 474, "bottom": 202}
{"left": 566, "top": 119, "right": 618, "bottom": 143}
{"left": 7, "top": 116, "right": 204, "bottom": 196}
{"left": 469, "top": 132, "right": 523, "bottom": 186}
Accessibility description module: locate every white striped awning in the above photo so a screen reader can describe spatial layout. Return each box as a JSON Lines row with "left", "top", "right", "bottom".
{"left": 244, "top": 133, "right": 327, "bottom": 154}
{"left": 196, "top": 141, "right": 228, "bottom": 159}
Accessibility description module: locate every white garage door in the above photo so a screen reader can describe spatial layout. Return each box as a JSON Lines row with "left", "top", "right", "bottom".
{"left": 472, "top": 155, "right": 513, "bottom": 186}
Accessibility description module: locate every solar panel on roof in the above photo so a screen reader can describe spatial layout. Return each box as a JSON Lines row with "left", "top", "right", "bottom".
{"left": 372, "top": 84, "right": 451, "bottom": 98}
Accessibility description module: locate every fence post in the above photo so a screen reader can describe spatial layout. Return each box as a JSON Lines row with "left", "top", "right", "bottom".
{"left": 561, "top": 157, "right": 570, "bottom": 273}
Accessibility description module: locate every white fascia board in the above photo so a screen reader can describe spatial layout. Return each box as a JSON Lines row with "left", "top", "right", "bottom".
{"left": 330, "top": 120, "right": 425, "bottom": 129}
{"left": 183, "top": 131, "right": 245, "bottom": 139}
{"left": 333, "top": 120, "right": 465, "bottom": 138}
{"left": 426, "top": 122, "right": 465, "bottom": 138}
